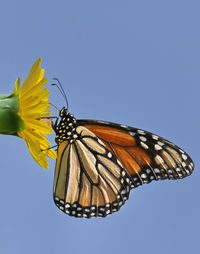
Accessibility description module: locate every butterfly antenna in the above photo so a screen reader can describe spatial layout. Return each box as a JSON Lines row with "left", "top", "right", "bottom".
{"left": 52, "top": 78, "right": 69, "bottom": 109}
{"left": 49, "top": 102, "right": 60, "bottom": 111}
{"left": 51, "top": 80, "right": 66, "bottom": 100}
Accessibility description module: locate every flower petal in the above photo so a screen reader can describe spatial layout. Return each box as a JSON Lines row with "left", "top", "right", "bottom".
{"left": 17, "top": 58, "right": 56, "bottom": 168}
{"left": 20, "top": 130, "right": 49, "bottom": 169}
{"left": 21, "top": 78, "right": 48, "bottom": 101}
{"left": 23, "top": 118, "right": 53, "bottom": 134}
{"left": 21, "top": 89, "right": 50, "bottom": 110}
{"left": 20, "top": 58, "right": 45, "bottom": 95}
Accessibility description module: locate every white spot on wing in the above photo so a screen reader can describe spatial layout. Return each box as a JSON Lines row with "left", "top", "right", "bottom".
{"left": 154, "top": 168, "right": 160, "bottom": 173}
{"left": 152, "top": 135, "right": 159, "bottom": 140}
{"left": 155, "top": 144, "right": 162, "bottom": 151}
{"left": 140, "top": 136, "right": 147, "bottom": 142}
{"left": 182, "top": 162, "right": 186, "bottom": 167}
{"left": 137, "top": 130, "right": 145, "bottom": 135}
{"left": 120, "top": 124, "right": 128, "bottom": 128}
{"left": 122, "top": 171, "right": 126, "bottom": 176}
{"left": 146, "top": 169, "right": 151, "bottom": 174}
{"left": 107, "top": 152, "right": 112, "bottom": 158}
{"left": 141, "top": 173, "right": 147, "bottom": 179}
{"left": 117, "top": 159, "right": 123, "bottom": 168}
{"left": 141, "top": 142, "right": 148, "bottom": 149}
{"left": 182, "top": 154, "right": 187, "bottom": 161}
{"left": 98, "top": 139, "right": 105, "bottom": 146}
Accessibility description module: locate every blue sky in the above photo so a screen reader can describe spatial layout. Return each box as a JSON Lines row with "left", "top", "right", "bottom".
{"left": 0, "top": 1, "right": 199, "bottom": 253}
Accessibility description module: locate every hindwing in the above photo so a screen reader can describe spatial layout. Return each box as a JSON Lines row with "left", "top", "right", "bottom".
{"left": 54, "top": 126, "right": 132, "bottom": 218}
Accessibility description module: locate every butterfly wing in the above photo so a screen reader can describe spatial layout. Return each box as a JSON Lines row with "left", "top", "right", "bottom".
{"left": 54, "top": 119, "right": 194, "bottom": 218}
{"left": 77, "top": 120, "right": 194, "bottom": 188}
{"left": 53, "top": 126, "right": 132, "bottom": 218}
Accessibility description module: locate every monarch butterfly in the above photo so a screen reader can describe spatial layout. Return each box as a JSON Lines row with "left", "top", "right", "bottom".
{"left": 52, "top": 84, "right": 194, "bottom": 218}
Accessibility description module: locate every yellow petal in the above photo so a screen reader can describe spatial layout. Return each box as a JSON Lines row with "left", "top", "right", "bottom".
{"left": 20, "top": 130, "right": 49, "bottom": 169}
{"left": 17, "top": 58, "right": 56, "bottom": 168}
{"left": 20, "top": 58, "right": 45, "bottom": 95}
{"left": 22, "top": 78, "right": 47, "bottom": 100}
{"left": 23, "top": 118, "right": 53, "bottom": 134}
{"left": 21, "top": 92, "right": 50, "bottom": 111}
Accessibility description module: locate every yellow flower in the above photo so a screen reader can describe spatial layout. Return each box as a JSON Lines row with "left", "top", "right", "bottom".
{"left": 15, "top": 58, "right": 56, "bottom": 168}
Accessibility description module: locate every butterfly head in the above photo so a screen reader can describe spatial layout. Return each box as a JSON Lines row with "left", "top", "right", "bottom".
{"left": 59, "top": 107, "right": 69, "bottom": 117}
{"left": 55, "top": 107, "right": 77, "bottom": 144}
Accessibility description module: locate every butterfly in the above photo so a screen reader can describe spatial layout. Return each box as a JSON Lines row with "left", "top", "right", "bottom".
{"left": 52, "top": 105, "right": 194, "bottom": 218}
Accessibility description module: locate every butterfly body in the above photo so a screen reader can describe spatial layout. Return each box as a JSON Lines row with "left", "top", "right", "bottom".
{"left": 53, "top": 107, "right": 194, "bottom": 218}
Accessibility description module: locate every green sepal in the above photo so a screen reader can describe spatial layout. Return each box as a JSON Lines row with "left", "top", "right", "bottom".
{"left": 0, "top": 109, "right": 25, "bottom": 135}
{"left": 0, "top": 78, "right": 25, "bottom": 135}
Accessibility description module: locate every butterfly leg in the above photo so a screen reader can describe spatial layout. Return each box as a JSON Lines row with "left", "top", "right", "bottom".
{"left": 52, "top": 117, "right": 59, "bottom": 131}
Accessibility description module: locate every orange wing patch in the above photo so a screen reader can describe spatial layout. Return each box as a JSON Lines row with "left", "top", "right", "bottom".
{"left": 127, "top": 147, "right": 151, "bottom": 166}
{"left": 84, "top": 125, "right": 136, "bottom": 146}
{"left": 84, "top": 124, "right": 151, "bottom": 177}
{"left": 111, "top": 144, "right": 141, "bottom": 175}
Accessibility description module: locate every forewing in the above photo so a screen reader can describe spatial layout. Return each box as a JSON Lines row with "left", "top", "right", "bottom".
{"left": 77, "top": 120, "right": 194, "bottom": 188}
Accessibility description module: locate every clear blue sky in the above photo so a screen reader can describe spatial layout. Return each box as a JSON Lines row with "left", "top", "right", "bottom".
{"left": 0, "top": 1, "right": 199, "bottom": 253}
